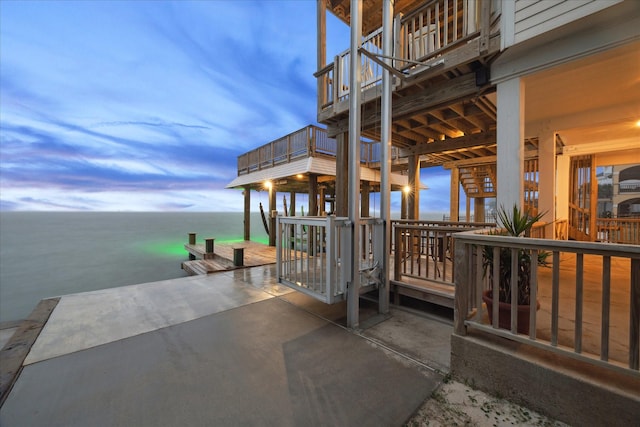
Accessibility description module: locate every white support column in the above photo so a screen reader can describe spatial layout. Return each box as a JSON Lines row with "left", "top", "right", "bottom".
{"left": 379, "top": 0, "right": 393, "bottom": 315}
{"left": 556, "top": 154, "right": 570, "bottom": 232}
{"left": 347, "top": 0, "right": 362, "bottom": 329}
{"left": 538, "top": 125, "right": 556, "bottom": 226}
{"left": 496, "top": 77, "right": 524, "bottom": 216}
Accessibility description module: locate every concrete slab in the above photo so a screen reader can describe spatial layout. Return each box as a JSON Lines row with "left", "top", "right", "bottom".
{"left": 1, "top": 298, "right": 440, "bottom": 427}
{"left": 363, "top": 307, "right": 453, "bottom": 373}
{"left": 25, "top": 272, "right": 274, "bottom": 365}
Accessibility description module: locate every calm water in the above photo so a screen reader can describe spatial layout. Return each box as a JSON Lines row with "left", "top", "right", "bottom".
{"left": 0, "top": 212, "right": 269, "bottom": 323}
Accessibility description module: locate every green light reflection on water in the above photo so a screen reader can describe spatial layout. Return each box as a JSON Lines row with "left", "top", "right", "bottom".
{"left": 138, "top": 236, "right": 270, "bottom": 257}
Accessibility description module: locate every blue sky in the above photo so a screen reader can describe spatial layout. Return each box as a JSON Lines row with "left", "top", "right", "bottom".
{"left": 1, "top": 0, "right": 453, "bottom": 213}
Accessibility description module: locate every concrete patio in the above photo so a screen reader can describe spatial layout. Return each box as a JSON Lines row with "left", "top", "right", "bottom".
{"left": 1, "top": 265, "right": 452, "bottom": 426}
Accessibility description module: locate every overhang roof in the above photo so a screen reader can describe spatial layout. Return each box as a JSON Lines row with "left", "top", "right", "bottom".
{"left": 226, "top": 156, "right": 409, "bottom": 190}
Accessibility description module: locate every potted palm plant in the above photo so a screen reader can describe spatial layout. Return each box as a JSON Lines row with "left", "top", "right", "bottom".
{"left": 482, "top": 204, "right": 547, "bottom": 334}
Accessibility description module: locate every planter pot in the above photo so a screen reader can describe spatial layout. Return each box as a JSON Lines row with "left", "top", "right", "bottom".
{"left": 482, "top": 290, "right": 540, "bottom": 335}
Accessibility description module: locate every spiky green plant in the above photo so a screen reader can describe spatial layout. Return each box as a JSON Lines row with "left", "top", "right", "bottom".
{"left": 483, "top": 204, "right": 547, "bottom": 304}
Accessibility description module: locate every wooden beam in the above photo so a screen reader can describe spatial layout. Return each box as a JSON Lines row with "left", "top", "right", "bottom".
{"left": 330, "top": 72, "right": 479, "bottom": 136}
{"left": 402, "top": 130, "right": 496, "bottom": 156}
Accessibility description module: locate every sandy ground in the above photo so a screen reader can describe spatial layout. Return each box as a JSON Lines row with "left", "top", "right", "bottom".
{"left": 406, "top": 379, "right": 569, "bottom": 427}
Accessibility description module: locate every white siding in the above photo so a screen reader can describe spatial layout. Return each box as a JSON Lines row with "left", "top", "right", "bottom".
{"left": 512, "top": 0, "right": 622, "bottom": 45}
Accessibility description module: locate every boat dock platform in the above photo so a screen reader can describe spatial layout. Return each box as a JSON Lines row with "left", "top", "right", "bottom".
{"left": 0, "top": 264, "right": 450, "bottom": 426}
{"left": 182, "top": 237, "right": 276, "bottom": 275}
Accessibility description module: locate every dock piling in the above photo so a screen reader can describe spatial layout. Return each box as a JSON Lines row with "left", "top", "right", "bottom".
{"left": 233, "top": 248, "right": 244, "bottom": 267}
{"left": 205, "top": 238, "right": 215, "bottom": 255}
{"left": 188, "top": 233, "right": 197, "bottom": 260}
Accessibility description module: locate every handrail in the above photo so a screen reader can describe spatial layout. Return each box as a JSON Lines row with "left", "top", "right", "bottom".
{"left": 316, "top": 0, "right": 491, "bottom": 111}
{"left": 237, "top": 125, "right": 401, "bottom": 175}
{"left": 391, "top": 220, "right": 494, "bottom": 288}
{"left": 596, "top": 217, "right": 640, "bottom": 245}
{"left": 454, "top": 229, "right": 640, "bottom": 376}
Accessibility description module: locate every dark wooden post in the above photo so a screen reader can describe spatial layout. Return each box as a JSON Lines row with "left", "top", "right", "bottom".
{"left": 453, "top": 238, "right": 470, "bottom": 336}
{"left": 361, "top": 181, "right": 370, "bottom": 217}
{"left": 205, "top": 238, "right": 215, "bottom": 254}
{"left": 243, "top": 188, "right": 251, "bottom": 241}
{"left": 269, "top": 183, "right": 276, "bottom": 246}
{"left": 188, "top": 233, "right": 196, "bottom": 260}
{"left": 289, "top": 192, "right": 296, "bottom": 216}
{"left": 408, "top": 154, "right": 420, "bottom": 219}
{"left": 335, "top": 132, "right": 349, "bottom": 217}
{"left": 308, "top": 174, "right": 318, "bottom": 216}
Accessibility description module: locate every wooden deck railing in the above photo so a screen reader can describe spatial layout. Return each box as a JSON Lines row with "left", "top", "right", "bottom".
{"left": 237, "top": 125, "right": 400, "bottom": 175}
{"left": 391, "top": 220, "right": 495, "bottom": 287}
{"left": 596, "top": 217, "right": 640, "bottom": 244}
{"left": 454, "top": 230, "right": 640, "bottom": 377}
{"left": 316, "top": 0, "right": 492, "bottom": 112}
{"left": 276, "top": 216, "right": 384, "bottom": 304}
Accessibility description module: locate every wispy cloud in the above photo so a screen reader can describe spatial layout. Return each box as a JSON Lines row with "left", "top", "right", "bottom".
{"left": 0, "top": 1, "right": 453, "bottom": 213}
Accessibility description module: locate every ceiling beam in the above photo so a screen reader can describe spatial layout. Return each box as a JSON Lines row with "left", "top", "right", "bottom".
{"left": 328, "top": 72, "right": 479, "bottom": 136}
{"left": 401, "top": 130, "right": 497, "bottom": 156}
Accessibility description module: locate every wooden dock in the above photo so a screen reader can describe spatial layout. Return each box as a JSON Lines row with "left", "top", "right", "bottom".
{"left": 182, "top": 240, "right": 276, "bottom": 276}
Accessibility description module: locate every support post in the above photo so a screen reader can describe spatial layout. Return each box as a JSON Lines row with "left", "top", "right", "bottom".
{"left": 317, "top": 0, "right": 327, "bottom": 113}
{"left": 188, "top": 233, "right": 196, "bottom": 260}
{"left": 269, "top": 183, "right": 276, "bottom": 246}
{"left": 361, "top": 181, "right": 370, "bottom": 217}
{"left": 289, "top": 192, "right": 296, "bottom": 216}
{"left": 474, "top": 198, "right": 485, "bottom": 222}
{"left": 318, "top": 186, "right": 326, "bottom": 215}
{"left": 379, "top": 0, "right": 394, "bottom": 315}
{"left": 243, "top": 188, "right": 251, "bottom": 241}
{"left": 496, "top": 77, "right": 525, "bottom": 214}
{"left": 205, "top": 238, "right": 214, "bottom": 254}
{"left": 347, "top": 0, "right": 362, "bottom": 329}
{"left": 408, "top": 154, "right": 420, "bottom": 219}
{"left": 308, "top": 174, "right": 318, "bottom": 216}
{"left": 450, "top": 167, "right": 460, "bottom": 221}
{"left": 539, "top": 126, "right": 556, "bottom": 228}
{"left": 335, "top": 132, "right": 349, "bottom": 217}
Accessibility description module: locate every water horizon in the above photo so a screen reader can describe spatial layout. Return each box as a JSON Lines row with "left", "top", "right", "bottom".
{"left": 0, "top": 210, "right": 448, "bottom": 323}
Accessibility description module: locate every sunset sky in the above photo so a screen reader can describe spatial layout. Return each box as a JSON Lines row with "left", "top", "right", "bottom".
{"left": 1, "top": 0, "right": 454, "bottom": 213}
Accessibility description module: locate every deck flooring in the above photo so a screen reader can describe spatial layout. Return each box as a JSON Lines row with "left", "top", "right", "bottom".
{"left": 182, "top": 240, "right": 277, "bottom": 275}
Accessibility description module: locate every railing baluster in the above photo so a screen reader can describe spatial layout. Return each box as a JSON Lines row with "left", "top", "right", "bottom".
{"left": 551, "top": 251, "right": 560, "bottom": 346}
{"left": 492, "top": 246, "right": 500, "bottom": 328}
{"left": 444, "top": 0, "right": 449, "bottom": 47}
{"left": 510, "top": 247, "right": 519, "bottom": 334}
{"left": 529, "top": 249, "right": 538, "bottom": 340}
{"left": 575, "top": 252, "right": 584, "bottom": 353}
{"left": 601, "top": 256, "right": 611, "bottom": 361}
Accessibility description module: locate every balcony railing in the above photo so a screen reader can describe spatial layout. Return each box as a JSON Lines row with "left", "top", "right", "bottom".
{"left": 619, "top": 181, "right": 640, "bottom": 193}
{"left": 596, "top": 217, "right": 640, "bottom": 244}
{"left": 237, "top": 125, "right": 400, "bottom": 175}
{"left": 317, "top": 0, "right": 491, "bottom": 112}
{"left": 276, "top": 216, "right": 384, "bottom": 304}
{"left": 391, "top": 220, "right": 495, "bottom": 289}
{"left": 454, "top": 230, "right": 640, "bottom": 377}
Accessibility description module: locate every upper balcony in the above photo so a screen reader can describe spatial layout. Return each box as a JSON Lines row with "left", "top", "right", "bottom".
{"left": 227, "top": 125, "right": 407, "bottom": 193}
{"left": 316, "top": 0, "right": 501, "bottom": 126}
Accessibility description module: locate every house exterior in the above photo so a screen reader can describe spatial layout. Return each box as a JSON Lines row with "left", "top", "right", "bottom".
{"left": 314, "top": 0, "right": 640, "bottom": 424}
{"left": 228, "top": 2, "right": 639, "bottom": 423}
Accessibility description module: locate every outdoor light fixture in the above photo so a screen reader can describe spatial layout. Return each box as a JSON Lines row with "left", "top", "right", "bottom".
{"left": 264, "top": 180, "right": 272, "bottom": 190}
{"left": 403, "top": 185, "right": 411, "bottom": 194}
